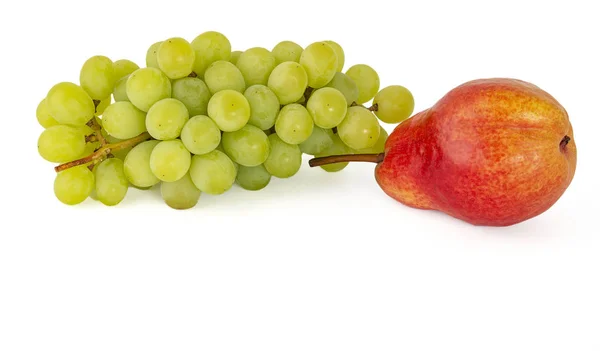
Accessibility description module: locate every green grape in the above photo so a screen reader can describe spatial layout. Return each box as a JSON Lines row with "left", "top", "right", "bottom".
{"left": 222, "top": 124, "right": 270, "bottom": 167}
{"left": 102, "top": 101, "right": 147, "bottom": 139}
{"left": 306, "top": 87, "right": 347, "bottom": 128}
{"left": 207, "top": 90, "right": 250, "bottom": 132}
{"left": 46, "top": 82, "right": 95, "bottom": 126}
{"left": 337, "top": 106, "right": 381, "bottom": 149}
{"left": 204, "top": 60, "right": 245, "bottom": 94}
{"left": 316, "top": 134, "right": 354, "bottom": 172}
{"left": 267, "top": 61, "right": 308, "bottom": 104}
{"left": 113, "top": 59, "right": 139, "bottom": 81}
{"left": 126, "top": 67, "right": 171, "bottom": 112}
{"left": 325, "top": 72, "right": 359, "bottom": 105}
{"left": 263, "top": 134, "right": 302, "bottom": 178}
{"left": 180, "top": 115, "right": 221, "bottom": 155}
{"left": 149, "top": 139, "right": 191, "bottom": 182}
{"left": 123, "top": 140, "right": 161, "bottom": 187}
{"left": 272, "top": 40, "right": 303, "bottom": 64}
{"left": 161, "top": 172, "right": 201, "bottom": 210}
{"left": 113, "top": 75, "right": 129, "bottom": 102}
{"left": 191, "top": 31, "right": 231, "bottom": 77}
{"left": 157, "top": 37, "right": 196, "bottom": 79}
{"left": 236, "top": 164, "right": 271, "bottom": 191}
{"left": 357, "top": 126, "right": 388, "bottom": 154}
{"left": 94, "top": 158, "right": 128, "bottom": 206}
{"left": 79, "top": 55, "right": 115, "bottom": 100}
{"left": 95, "top": 98, "right": 110, "bottom": 116}
{"left": 236, "top": 47, "right": 276, "bottom": 86}
{"left": 38, "top": 125, "right": 86, "bottom": 163}
{"left": 345, "top": 64, "right": 380, "bottom": 104}
{"left": 372, "top": 85, "right": 415, "bottom": 124}
{"left": 275, "top": 103, "right": 314, "bottom": 144}
{"left": 145, "top": 98, "right": 189, "bottom": 140}
{"left": 104, "top": 135, "right": 132, "bottom": 160}
{"left": 230, "top": 50, "right": 242, "bottom": 65}
{"left": 299, "top": 126, "right": 334, "bottom": 155}
{"left": 299, "top": 42, "right": 338, "bottom": 88}
{"left": 323, "top": 40, "right": 345, "bottom": 72}
{"left": 189, "top": 150, "right": 236, "bottom": 195}
{"left": 171, "top": 77, "right": 211, "bottom": 116}
{"left": 54, "top": 165, "right": 95, "bottom": 205}
{"left": 36, "top": 98, "right": 59, "bottom": 128}
{"left": 244, "top": 85, "right": 280, "bottom": 130}
{"left": 146, "top": 41, "right": 162, "bottom": 68}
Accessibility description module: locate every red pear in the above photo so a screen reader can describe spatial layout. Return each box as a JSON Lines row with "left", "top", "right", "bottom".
{"left": 310, "top": 78, "right": 577, "bottom": 227}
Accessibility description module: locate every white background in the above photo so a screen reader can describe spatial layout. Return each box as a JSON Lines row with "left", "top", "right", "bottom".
{"left": 1, "top": 0, "right": 598, "bottom": 350}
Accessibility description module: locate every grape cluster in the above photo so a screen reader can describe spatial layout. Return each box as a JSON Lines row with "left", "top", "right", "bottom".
{"left": 36, "top": 31, "right": 415, "bottom": 209}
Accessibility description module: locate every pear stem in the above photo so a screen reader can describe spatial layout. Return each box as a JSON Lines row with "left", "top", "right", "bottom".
{"left": 308, "top": 153, "right": 384, "bottom": 167}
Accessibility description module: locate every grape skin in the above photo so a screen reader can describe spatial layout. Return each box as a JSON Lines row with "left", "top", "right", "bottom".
{"left": 126, "top": 67, "right": 172, "bottom": 112}
{"left": 299, "top": 126, "right": 334, "bottom": 155}
{"left": 80, "top": 55, "right": 116, "bottom": 100}
{"left": 267, "top": 61, "right": 308, "bottom": 105}
{"left": 180, "top": 115, "right": 221, "bottom": 155}
{"left": 204, "top": 60, "right": 246, "bottom": 94}
{"left": 54, "top": 165, "right": 95, "bottom": 205}
{"left": 94, "top": 158, "right": 129, "bottom": 206}
{"left": 236, "top": 164, "right": 271, "bottom": 191}
{"left": 299, "top": 42, "right": 338, "bottom": 88}
{"left": 102, "top": 101, "right": 147, "bottom": 139}
{"left": 113, "top": 59, "right": 139, "bottom": 81}
{"left": 244, "top": 85, "right": 280, "bottom": 130}
{"left": 46, "top": 82, "right": 95, "bottom": 126}
{"left": 221, "top": 124, "right": 271, "bottom": 167}
{"left": 189, "top": 150, "right": 237, "bottom": 195}
{"left": 207, "top": 90, "right": 251, "bottom": 132}
{"left": 145, "top": 98, "right": 189, "bottom": 140}
{"left": 191, "top": 31, "right": 232, "bottom": 77}
{"left": 171, "top": 77, "right": 211, "bottom": 116}
{"left": 149, "top": 139, "right": 191, "bottom": 182}
{"left": 161, "top": 172, "right": 201, "bottom": 209}
{"left": 157, "top": 37, "right": 196, "bottom": 79}
{"left": 372, "top": 85, "right": 415, "bottom": 124}
{"left": 36, "top": 99, "right": 59, "bottom": 128}
{"left": 272, "top": 40, "right": 303, "bottom": 64}
{"left": 123, "top": 140, "right": 161, "bottom": 187}
{"left": 345, "top": 64, "right": 380, "bottom": 104}
{"left": 306, "top": 87, "right": 348, "bottom": 129}
{"left": 263, "top": 134, "right": 302, "bottom": 178}
{"left": 146, "top": 41, "right": 162, "bottom": 68}
{"left": 236, "top": 47, "right": 277, "bottom": 86}
{"left": 337, "top": 106, "right": 381, "bottom": 150}
{"left": 38, "top": 125, "right": 86, "bottom": 163}
{"left": 275, "top": 104, "right": 314, "bottom": 145}
{"left": 324, "top": 40, "right": 345, "bottom": 72}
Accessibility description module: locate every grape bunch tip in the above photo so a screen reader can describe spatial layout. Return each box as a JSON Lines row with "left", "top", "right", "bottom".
{"left": 36, "top": 31, "right": 416, "bottom": 209}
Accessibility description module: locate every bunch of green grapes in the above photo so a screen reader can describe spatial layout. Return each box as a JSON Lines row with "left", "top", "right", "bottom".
{"left": 36, "top": 31, "right": 415, "bottom": 209}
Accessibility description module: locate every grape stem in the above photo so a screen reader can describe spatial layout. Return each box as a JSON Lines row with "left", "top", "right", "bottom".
{"left": 85, "top": 134, "right": 98, "bottom": 143}
{"left": 350, "top": 101, "right": 378, "bottom": 112}
{"left": 303, "top": 87, "right": 314, "bottom": 102}
{"left": 54, "top": 132, "right": 152, "bottom": 173}
{"left": 86, "top": 118, "right": 107, "bottom": 146}
{"left": 308, "top": 153, "right": 385, "bottom": 167}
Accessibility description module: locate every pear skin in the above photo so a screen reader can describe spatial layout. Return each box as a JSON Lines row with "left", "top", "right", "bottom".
{"left": 374, "top": 78, "right": 576, "bottom": 226}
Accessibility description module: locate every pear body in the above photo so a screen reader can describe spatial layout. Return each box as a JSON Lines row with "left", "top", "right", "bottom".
{"left": 375, "top": 78, "right": 577, "bottom": 226}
